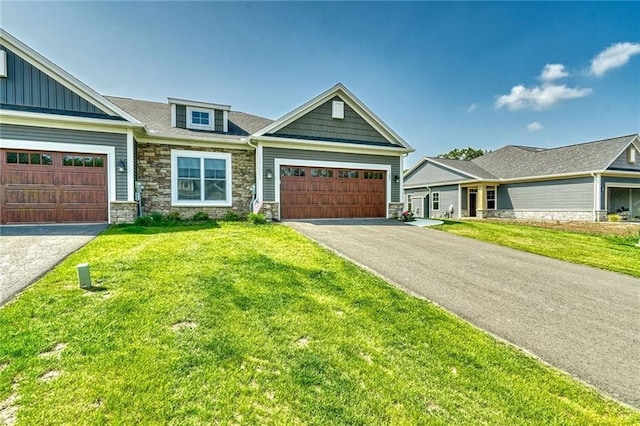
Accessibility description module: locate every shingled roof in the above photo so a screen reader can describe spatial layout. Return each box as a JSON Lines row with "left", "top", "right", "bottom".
{"left": 473, "top": 134, "right": 638, "bottom": 179}
{"left": 105, "top": 96, "right": 274, "bottom": 142}
{"left": 406, "top": 134, "right": 639, "bottom": 185}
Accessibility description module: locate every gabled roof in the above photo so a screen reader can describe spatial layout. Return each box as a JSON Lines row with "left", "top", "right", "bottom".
{"left": 106, "top": 96, "right": 273, "bottom": 142}
{"left": 405, "top": 134, "right": 640, "bottom": 186}
{"left": 473, "top": 134, "right": 639, "bottom": 179}
{"left": 253, "top": 83, "right": 414, "bottom": 151}
{"left": 0, "top": 28, "right": 141, "bottom": 124}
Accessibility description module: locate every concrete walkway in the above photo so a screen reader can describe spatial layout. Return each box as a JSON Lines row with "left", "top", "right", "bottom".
{"left": 286, "top": 219, "right": 640, "bottom": 408}
{"left": 0, "top": 224, "right": 107, "bottom": 306}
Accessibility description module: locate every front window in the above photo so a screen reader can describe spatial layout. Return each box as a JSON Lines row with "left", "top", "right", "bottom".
{"left": 487, "top": 187, "right": 496, "bottom": 210}
{"left": 432, "top": 192, "right": 440, "bottom": 211}
{"left": 187, "top": 107, "right": 214, "bottom": 130}
{"left": 172, "top": 150, "right": 231, "bottom": 206}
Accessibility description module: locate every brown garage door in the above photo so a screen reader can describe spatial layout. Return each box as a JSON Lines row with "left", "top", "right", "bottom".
{"left": 0, "top": 149, "right": 108, "bottom": 224}
{"left": 280, "top": 166, "right": 386, "bottom": 219}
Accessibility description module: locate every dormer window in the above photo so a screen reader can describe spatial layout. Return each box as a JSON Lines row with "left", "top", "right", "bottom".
{"left": 168, "top": 98, "right": 231, "bottom": 132}
{"left": 187, "top": 107, "right": 214, "bottom": 130}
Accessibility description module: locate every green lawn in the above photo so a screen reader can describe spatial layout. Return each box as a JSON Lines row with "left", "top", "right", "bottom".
{"left": 1, "top": 222, "right": 638, "bottom": 424}
{"left": 432, "top": 220, "right": 640, "bottom": 278}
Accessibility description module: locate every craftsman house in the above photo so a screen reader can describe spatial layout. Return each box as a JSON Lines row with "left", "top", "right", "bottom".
{"left": 0, "top": 29, "right": 413, "bottom": 224}
{"left": 404, "top": 134, "right": 640, "bottom": 222}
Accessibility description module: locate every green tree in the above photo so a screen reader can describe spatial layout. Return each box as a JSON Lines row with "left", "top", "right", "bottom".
{"left": 437, "top": 147, "right": 488, "bottom": 160}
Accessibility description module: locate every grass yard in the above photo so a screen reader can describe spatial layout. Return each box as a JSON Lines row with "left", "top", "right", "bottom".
{"left": 1, "top": 222, "right": 638, "bottom": 424}
{"left": 432, "top": 220, "right": 640, "bottom": 278}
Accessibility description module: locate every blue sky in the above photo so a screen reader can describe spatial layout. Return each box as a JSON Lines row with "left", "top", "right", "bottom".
{"left": 1, "top": 1, "right": 639, "bottom": 165}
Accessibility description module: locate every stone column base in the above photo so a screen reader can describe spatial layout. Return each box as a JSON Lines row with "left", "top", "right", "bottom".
{"left": 110, "top": 201, "right": 138, "bottom": 224}
{"left": 388, "top": 202, "right": 404, "bottom": 219}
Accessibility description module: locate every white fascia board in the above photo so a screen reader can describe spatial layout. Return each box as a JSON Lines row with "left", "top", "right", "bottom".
{"left": 135, "top": 134, "right": 254, "bottom": 150}
{"left": 403, "top": 156, "right": 429, "bottom": 177}
{"left": 252, "top": 83, "right": 414, "bottom": 151}
{"left": 424, "top": 157, "right": 484, "bottom": 180}
{"left": 167, "top": 97, "right": 231, "bottom": 111}
{"left": 603, "top": 135, "right": 640, "bottom": 170}
{"left": 498, "top": 171, "right": 604, "bottom": 184}
{"left": 0, "top": 110, "right": 141, "bottom": 133}
{"left": 404, "top": 179, "right": 483, "bottom": 189}
{"left": 0, "top": 29, "right": 141, "bottom": 124}
{"left": 600, "top": 170, "right": 640, "bottom": 178}
{"left": 252, "top": 135, "right": 410, "bottom": 156}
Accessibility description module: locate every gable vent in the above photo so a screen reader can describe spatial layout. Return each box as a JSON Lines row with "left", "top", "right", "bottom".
{"left": 0, "top": 50, "right": 6, "bottom": 78}
{"left": 332, "top": 100, "right": 344, "bottom": 119}
{"left": 628, "top": 146, "right": 637, "bottom": 164}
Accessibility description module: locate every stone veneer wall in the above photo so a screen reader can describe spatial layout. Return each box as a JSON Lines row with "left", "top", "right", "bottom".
{"left": 136, "top": 143, "right": 255, "bottom": 219}
{"left": 485, "top": 209, "right": 595, "bottom": 221}
{"left": 110, "top": 201, "right": 138, "bottom": 224}
{"left": 389, "top": 202, "right": 404, "bottom": 219}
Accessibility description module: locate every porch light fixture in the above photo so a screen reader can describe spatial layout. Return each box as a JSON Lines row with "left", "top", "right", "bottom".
{"left": 394, "top": 175, "right": 400, "bottom": 183}
{"left": 117, "top": 159, "right": 127, "bottom": 172}
{"left": 266, "top": 168, "right": 273, "bottom": 179}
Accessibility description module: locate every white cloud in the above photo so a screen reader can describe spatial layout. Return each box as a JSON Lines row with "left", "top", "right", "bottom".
{"left": 467, "top": 103, "right": 477, "bottom": 113}
{"left": 527, "top": 122, "right": 543, "bottom": 131}
{"left": 539, "top": 64, "right": 569, "bottom": 81}
{"left": 496, "top": 83, "right": 592, "bottom": 111}
{"left": 590, "top": 42, "right": 640, "bottom": 77}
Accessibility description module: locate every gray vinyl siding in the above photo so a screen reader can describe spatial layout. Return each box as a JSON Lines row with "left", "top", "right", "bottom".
{"left": 405, "top": 161, "right": 470, "bottom": 186}
{"left": 271, "top": 96, "right": 395, "bottom": 147}
{"left": 404, "top": 188, "right": 429, "bottom": 217}
{"left": 607, "top": 145, "right": 640, "bottom": 171}
{"left": 0, "top": 124, "right": 128, "bottom": 200}
{"left": 0, "top": 46, "right": 109, "bottom": 116}
{"left": 497, "top": 177, "right": 593, "bottom": 210}
{"left": 175, "top": 105, "right": 187, "bottom": 128}
{"left": 429, "top": 185, "right": 458, "bottom": 218}
{"left": 461, "top": 187, "right": 468, "bottom": 210}
{"left": 262, "top": 147, "right": 401, "bottom": 202}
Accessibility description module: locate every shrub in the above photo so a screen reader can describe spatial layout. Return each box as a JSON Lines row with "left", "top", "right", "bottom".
{"left": 222, "top": 211, "right": 239, "bottom": 222}
{"left": 134, "top": 215, "right": 155, "bottom": 226}
{"left": 607, "top": 214, "right": 620, "bottom": 222}
{"left": 191, "top": 211, "right": 210, "bottom": 221}
{"left": 248, "top": 213, "right": 267, "bottom": 225}
{"left": 166, "top": 212, "right": 182, "bottom": 222}
{"left": 150, "top": 211, "right": 165, "bottom": 222}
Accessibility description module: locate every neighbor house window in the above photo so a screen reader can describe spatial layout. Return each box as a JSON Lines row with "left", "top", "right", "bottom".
{"left": 432, "top": 192, "right": 440, "bottom": 211}
{"left": 187, "top": 106, "right": 214, "bottom": 130}
{"left": 171, "top": 150, "right": 232, "bottom": 206}
{"left": 487, "top": 187, "right": 496, "bottom": 210}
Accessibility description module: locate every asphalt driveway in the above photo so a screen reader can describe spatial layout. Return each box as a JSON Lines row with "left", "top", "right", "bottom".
{"left": 0, "top": 224, "right": 107, "bottom": 306}
{"left": 286, "top": 219, "right": 640, "bottom": 409}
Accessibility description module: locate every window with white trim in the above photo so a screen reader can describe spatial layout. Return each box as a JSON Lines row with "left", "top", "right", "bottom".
{"left": 171, "top": 150, "right": 232, "bottom": 206}
{"left": 187, "top": 106, "right": 214, "bottom": 130}
{"left": 432, "top": 192, "right": 440, "bottom": 211}
{"left": 487, "top": 187, "right": 496, "bottom": 210}
{"left": 628, "top": 146, "right": 637, "bottom": 164}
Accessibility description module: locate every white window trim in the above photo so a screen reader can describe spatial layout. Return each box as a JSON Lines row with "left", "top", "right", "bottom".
{"left": 486, "top": 186, "right": 497, "bottom": 210}
{"left": 171, "top": 149, "right": 232, "bottom": 207}
{"left": 332, "top": 100, "right": 344, "bottom": 119}
{"left": 431, "top": 192, "right": 440, "bottom": 211}
{"left": 628, "top": 146, "right": 637, "bottom": 164}
{"left": 186, "top": 106, "right": 214, "bottom": 131}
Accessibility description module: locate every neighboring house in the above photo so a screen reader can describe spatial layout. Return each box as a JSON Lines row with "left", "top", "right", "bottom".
{"left": 404, "top": 134, "right": 640, "bottom": 222}
{"left": 0, "top": 29, "right": 413, "bottom": 224}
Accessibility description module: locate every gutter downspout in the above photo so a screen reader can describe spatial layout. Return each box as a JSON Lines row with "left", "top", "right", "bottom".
{"left": 246, "top": 137, "right": 259, "bottom": 214}
{"left": 590, "top": 172, "right": 601, "bottom": 222}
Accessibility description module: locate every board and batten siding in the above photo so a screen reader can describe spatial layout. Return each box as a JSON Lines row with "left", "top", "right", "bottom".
{"left": 262, "top": 147, "right": 402, "bottom": 202}
{"left": 429, "top": 185, "right": 458, "bottom": 218}
{"left": 497, "top": 177, "right": 593, "bottom": 210}
{"left": 607, "top": 146, "right": 640, "bottom": 171}
{"left": 405, "top": 161, "right": 469, "bottom": 186}
{"left": 0, "top": 124, "right": 128, "bottom": 200}
{"left": 271, "top": 96, "right": 394, "bottom": 147}
{"left": 0, "top": 46, "right": 109, "bottom": 117}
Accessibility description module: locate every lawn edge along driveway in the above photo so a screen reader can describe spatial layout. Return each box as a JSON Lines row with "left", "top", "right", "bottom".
{"left": 286, "top": 219, "right": 640, "bottom": 409}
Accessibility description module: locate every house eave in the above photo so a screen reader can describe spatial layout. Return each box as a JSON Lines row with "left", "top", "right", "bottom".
{"left": 135, "top": 132, "right": 253, "bottom": 150}
{"left": 251, "top": 135, "right": 411, "bottom": 156}
{"left": 0, "top": 109, "right": 144, "bottom": 131}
